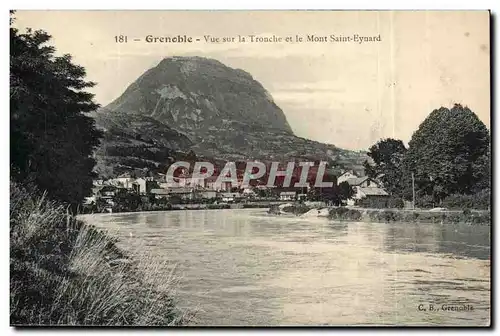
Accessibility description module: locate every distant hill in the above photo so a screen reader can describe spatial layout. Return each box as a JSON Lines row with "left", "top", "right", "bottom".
{"left": 93, "top": 56, "right": 367, "bottom": 177}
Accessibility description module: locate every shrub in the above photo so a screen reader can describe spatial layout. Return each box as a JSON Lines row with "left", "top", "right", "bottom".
{"left": 387, "top": 197, "right": 405, "bottom": 209}
{"left": 415, "top": 195, "right": 435, "bottom": 208}
{"left": 292, "top": 204, "right": 312, "bottom": 215}
{"left": 379, "top": 210, "right": 402, "bottom": 222}
{"left": 267, "top": 204, "right": 281, "bottom": 215}
{"left": 346, "top": 209, "right": 362, "bottom": 221}
{"left": 207, "top": 203, "right": 230, "bottom": 210}
{"left": 328, "top": 207, "right": 361, "bottom": 221}
{"left": 441, "top": 190, "right": 490, "bottom": 210}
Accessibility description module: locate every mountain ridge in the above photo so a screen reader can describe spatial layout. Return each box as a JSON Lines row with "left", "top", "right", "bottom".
{"left": 93, "top": 56, "right": 367, "bottom": 177}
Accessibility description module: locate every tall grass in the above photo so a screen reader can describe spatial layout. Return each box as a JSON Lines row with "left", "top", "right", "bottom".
{"left": 10, "top": 181, "right": 191, "bottom": 326}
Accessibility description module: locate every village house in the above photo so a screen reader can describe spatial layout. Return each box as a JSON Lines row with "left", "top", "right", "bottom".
{"left": 345, "top": 176, "right": 378, "bottom": 188}
{"left": 205, "top": 175, "right": 234, "bottom": 191}
{"left": 242, "top": 188, "right": 256, "bottom": 198}
{"left": 297, "top": 193, "right": 308, "bottom": 201}
{"left": 279, "top": 191, "right": 297, "bottom": 201}
{"left": 92, "top": 185, "right": 118, "bottom": 207}
{"left": 158, "top": 181, "right": 170, "bottom": 189}
{"left": 97, "top": 185, "right": 118, "bottom": 197}
{"left": 93, "top": 179, "right": 104, "bottom": 187}
{"left": 200, "top": 189, "right": 217, "bottom": 199}
{"left": 337, "top": 170, "right": 359, "bottom": 185}
{"left": 353, "top": 186, "right": 389, "bottom": 203}
{"left": 167, "top": 187, "right": 196, "bottom": 200}
{"left": 150, "top": 188, "right": 170, "bottom": 200}
{"left": 220, "top": 192, "right": 243, "bottom": 203}
{"left": 344, "top": 176, "right": 389, "bottom": 206}
{"left": 107, "top": 173, "right": 135, "bottom": 189}
{"left": 132, "top": 177, "right": 160, "bottom": 194}
{"left": 162, "top": 177, "right": 188, "bottom": 188}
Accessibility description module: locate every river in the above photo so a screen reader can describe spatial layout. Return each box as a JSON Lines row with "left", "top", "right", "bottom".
{"left": 83, "top": 208, "right": 490, "bottom": 326}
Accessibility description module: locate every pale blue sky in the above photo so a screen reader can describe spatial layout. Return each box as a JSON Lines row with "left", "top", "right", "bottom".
{"left": 14, "top": 10, "right": 490, "bottom": 150}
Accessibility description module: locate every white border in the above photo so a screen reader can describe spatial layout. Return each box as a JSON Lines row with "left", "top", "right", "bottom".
{"left": 2, "top": 1, "right": 498, "bottom": 335}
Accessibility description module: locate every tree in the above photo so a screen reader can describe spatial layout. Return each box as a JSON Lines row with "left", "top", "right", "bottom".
{"left": 364, "top": 138, "right": 407, "bottom": 196}
{"left": 363, "top": 160, "right": 378, "bottom": 179}
{"left": 305, "top": 172, "right": 346, "bottom": 205}
{"left": 338, "top": 181, "right": 354, "bottom": 203}
{"left": 10, "top": 18, "right": 102, "bottom": 206}
{"left": 402, "top": 104, "right": 490, "bottom": 203}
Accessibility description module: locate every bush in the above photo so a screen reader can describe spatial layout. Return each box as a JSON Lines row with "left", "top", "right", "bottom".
{"left": 291, "top": 204, "right": 312, "bottom": 215}
{"left": 10, "top": 181, "right": 190, "bottom": 326}
{"left": 206, "top": 203, "right": 230, "bottom": 210}
{"left": 267, "top": 204, "right": 281, "bottom": 215}
{"left": 356, "top": 196, "right": 404, "bottom": 209}
{"left": 381, "top": 210, "right": 401, "bottom": 222}
{"left": 328, "top": 207, "right": 362, "bottom": 221}
{"left": 346, "top": 209, "right": 362, "bottom": 221}
{"left": 415, "top": 194, "right": 436, "bottom": 208}
{"left": 441, "top": 190, "right": 490, "bottom": 210}
{"left": 387, "top": 197, "right": 405, "bottom": 209}
{"left": 242, "top": 203, "right": 271, "bottom": 209}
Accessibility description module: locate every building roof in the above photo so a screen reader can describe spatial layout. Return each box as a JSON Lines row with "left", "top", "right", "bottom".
{"left": 280, "top": 191, "right": 297, "bottom": 196}
{"left": 99, "top": 185, "right": 117, "bottom": 192}
{"left": 339, "top": 170, "right": 358, "bottom": 178}
{"left": 220, "top": 192, "right": 242, "bottom": 197}
{"left": 167, "top": 188, "right": 194, "bottom": 194}
{"left": 150, "top": 188, "right": 170, "bottom": 195}
{"left": 358, "top": 187, "right": 389, "bottom": 196}
{"left": 345, "top": 176, "right": 370, "bottom": 186}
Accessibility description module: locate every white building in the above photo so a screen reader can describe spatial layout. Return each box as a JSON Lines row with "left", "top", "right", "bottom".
{"left": 132, "top": 177, "right": 157, "bottom": 194}
{"left": 279, "top": 191, "right": 297, "bottom": 201}
{"left": 220, "top": 192, "right": 242, "bottom": 202}
{"left": 343, "top": 176, "right": 389, "bottom": 206}
{"left": 337, "top": 171, "right": 359, "bottom": 185}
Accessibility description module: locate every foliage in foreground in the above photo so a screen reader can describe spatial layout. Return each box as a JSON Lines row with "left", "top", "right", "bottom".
{"left": 10, "top": 181, "right": 190, "bottom": 326}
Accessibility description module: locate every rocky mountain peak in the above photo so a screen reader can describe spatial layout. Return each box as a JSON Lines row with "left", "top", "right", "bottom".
{"left": 104, "top": 56, "right": 292, "bottom": 136}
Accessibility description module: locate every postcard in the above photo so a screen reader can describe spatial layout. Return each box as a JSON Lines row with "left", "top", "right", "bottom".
{"left": 10, "top": 10, "right": 490, "bottom": 327}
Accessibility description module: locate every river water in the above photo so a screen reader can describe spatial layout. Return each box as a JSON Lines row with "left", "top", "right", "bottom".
{"left": 83, "top": 209, "right": 490, "bottom": 326}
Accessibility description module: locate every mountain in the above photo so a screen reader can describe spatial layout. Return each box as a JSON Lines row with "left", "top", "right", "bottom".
{"left": 104, "top": 56, "right": 292, "bottom": 136}
{"left": 92, "top": 109, "right": 193, "bottom": 178}
{"left": 93, "top": 56, "right": 367, "bottom": 177}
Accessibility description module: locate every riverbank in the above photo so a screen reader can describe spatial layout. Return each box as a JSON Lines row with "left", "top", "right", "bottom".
{"left": 331, "top": 207, "right": 490, "bottom": 225}
{"left": 87, "top": 201, "right": 288, "bottom": 214}
{"left": 10, "top": 181, "right": 190, "bottom": 326}
{"left": 269, "top": 204, "right": 491, "bottom": 225}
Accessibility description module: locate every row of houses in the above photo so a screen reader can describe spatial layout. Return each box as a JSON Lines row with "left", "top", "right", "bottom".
{"left": 96, "top": 173, "right": 258, "bottom": 193}
{"left": 86, "top": 173, "right": 302, "bottom": 206}
{"left": 87, "top": 170, "right": 390, "bottom": 206}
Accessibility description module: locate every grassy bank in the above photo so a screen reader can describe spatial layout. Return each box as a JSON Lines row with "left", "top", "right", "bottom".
{"left": 10, "top": 182, "right": 190, "bottom": 326}
{"left": 90, "top": 202, "right": 280, "bottom": 214}
{"left": 329, "top": 207, "right": 490, "bottom": 225}
{"left": 268, "top": 203, "right": 490, "bottom": 224}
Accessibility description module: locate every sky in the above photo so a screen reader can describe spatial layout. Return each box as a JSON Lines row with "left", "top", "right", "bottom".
{"left": 13, "top": 10, "right": 490, "bottom": 150}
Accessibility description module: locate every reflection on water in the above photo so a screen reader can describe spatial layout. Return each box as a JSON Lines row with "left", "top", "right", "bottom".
{"left": 83, "top": 209, "right": 490, "bottom": 326}
{"left": 384, "top": 223, "right": 490, "bottom": 260}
